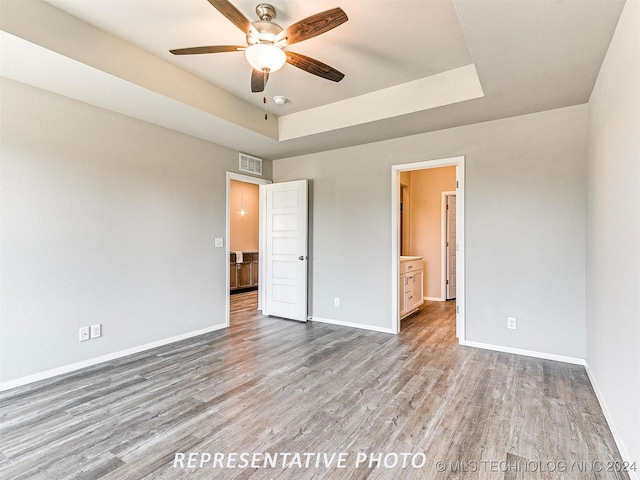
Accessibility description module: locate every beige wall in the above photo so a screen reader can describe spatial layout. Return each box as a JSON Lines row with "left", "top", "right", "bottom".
{"left": 399, "top": 172, "right": 411, "bottom": 256}
{"left": 229, "top": 180, "right": 259, "bottom": 252}
{"left": 407, "top": 167, "right": 456, "bottom": 300}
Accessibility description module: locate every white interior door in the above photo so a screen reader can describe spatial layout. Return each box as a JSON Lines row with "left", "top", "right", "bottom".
{"left": 446, "top": 194, "right": 457, "bottom": 299}
{"left": 262, "top": 180, "right": 308, "bottom": 321}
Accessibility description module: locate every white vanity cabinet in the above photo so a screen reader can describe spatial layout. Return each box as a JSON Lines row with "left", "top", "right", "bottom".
{"left": 400, "top": 256, "right": 424, "bottom": 319}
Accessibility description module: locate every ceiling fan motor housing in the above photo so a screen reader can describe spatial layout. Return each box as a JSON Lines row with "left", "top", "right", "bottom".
{"left": 247, "top": 20, "right": 283, "bottom": 45}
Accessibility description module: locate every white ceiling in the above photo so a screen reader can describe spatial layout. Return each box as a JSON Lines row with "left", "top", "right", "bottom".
{"left": 0, "top": 0, "right": 626, "bottom": 159}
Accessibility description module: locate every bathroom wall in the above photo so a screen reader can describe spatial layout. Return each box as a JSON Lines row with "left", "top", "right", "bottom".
{"left": 229, "top": 180, "right": 259, "bottom": 252}
{"left": 408, "top": 166, "right": 457, "bottom": 300}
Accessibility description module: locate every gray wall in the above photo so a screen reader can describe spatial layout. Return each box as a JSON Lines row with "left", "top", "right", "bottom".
{"left": 586, "top": 0, "right": 639, "bottom": 463}
{"left": 0, "top": 78, "right": 271, "bottom": 383}
{"left": 274, "top": 104, "right": 588, "bottom": 359}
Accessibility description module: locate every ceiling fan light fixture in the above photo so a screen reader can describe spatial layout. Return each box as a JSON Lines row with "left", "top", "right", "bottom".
{"left": 170, "top": 2, "right": 348, "bottom": 93}
{"left": 244, "top": 43, "right": 286, "bottom": 73}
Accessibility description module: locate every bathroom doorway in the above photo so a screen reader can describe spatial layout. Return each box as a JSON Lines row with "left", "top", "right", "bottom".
{"left": 391, "top": 157, "right": 465, "bottom": 339}
{"left": 225, "top": 173, "right": 271, "bottom": 324}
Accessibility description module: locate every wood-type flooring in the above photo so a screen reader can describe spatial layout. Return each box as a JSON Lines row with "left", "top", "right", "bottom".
{"left": 0, "top": 297, "right": 630, "bottom": 479}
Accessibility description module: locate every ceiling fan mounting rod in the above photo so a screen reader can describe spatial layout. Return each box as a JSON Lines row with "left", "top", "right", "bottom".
{"left": 256, "top": 3, "right": 277, "bottom": 22}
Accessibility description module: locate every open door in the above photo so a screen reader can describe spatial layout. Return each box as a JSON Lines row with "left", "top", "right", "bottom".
{"left": 446, "top": 194, "right": 457, "bottom": 299}
{"left": 261, "top": 180, "right": 308, "bottom": 321}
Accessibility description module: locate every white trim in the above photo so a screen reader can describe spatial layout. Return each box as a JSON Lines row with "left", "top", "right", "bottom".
{"left": 425, "top": 296, "right": 444, "bottom": 302}
{"left": 309, "top": 317, "right": 395, "bottom": 334}
{"left": 391, "top": 156, "right": 465, "bottom": 337}
{"left": 0, "top": 324, "right": 227, "bottom": 392}
{"left": 584, "top": 363, "right": 639, "bottom": 479}
{"left": 226, "top": 172, "right": 271, "bottom": 326}
{"left": 441, "top": 191, "right": 456, "bottom": 301}
{"left": 460, "top": 339, "right": 586, "bottom": 365}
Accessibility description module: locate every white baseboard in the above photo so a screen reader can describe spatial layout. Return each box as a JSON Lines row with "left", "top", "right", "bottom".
{"left": 584, "top": 363, "right": 639, "bottom": 480}
{"left": 425, "top": 296, "right": 445, "bottom": 302}
{"left": 0, "top": 323, "right": 227, "bottom": 392}
{"left": 459, "top": 340, "right": 586, "bottom": 365}
{"left": 309, "top": 316, "right": 395, "bottom": 334}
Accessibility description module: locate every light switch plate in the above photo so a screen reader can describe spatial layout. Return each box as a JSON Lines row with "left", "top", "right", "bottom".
{"left": 214, "top": 238, "right": 224, "bottom": 248}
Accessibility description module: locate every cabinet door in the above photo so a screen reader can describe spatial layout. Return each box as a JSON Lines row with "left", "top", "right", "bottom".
{"left": 410, "top": 271, "right": 424, "bottom": 311}
{"left": 230, "top": 262, "right": 238, "bottom": 289}
{"left": 400, "top": 274, "right": 407, "bottom": 315}
{"left": 252, "top": 259, "right": 259, "bottom": 287}
{"left": 237, "top": 263, "right": 252, "bottom": 288}
{"left": 405, "top": 273, "right": 416, "bottom": 314}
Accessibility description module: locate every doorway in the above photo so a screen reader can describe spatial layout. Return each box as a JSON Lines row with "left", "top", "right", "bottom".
{"left": 391, "top": 157, "right": 465, "bottom": 339}
{"left": 225, "top": 172, "right": 271, "bottom": 326}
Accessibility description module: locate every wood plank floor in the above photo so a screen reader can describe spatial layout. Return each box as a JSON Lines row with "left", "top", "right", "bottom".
{"left": 0, "top": 300, "right": 629, "bottom": 479}
{"left": 230, "top": 290, "right": 260, "bottom": 314}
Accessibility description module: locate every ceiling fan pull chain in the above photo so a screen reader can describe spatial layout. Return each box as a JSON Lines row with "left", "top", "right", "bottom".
{"left": 263, "top": 68, "right": 269, "bottom": 120}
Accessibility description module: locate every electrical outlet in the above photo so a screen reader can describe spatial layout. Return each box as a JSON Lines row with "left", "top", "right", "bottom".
{"left": 334, "top": 297, "right": 340, "bottom": 307}
{"left": 507, "top": 317, "right": 517, "bottom": 330}
{"left": 214, "top": 238, "right": 224, "bottom": 248}
{"left": 79, "top": 327, "right": 90, "bottom": 342}
{"left": 90, "top": 324, "right": 102, "bottom": 339}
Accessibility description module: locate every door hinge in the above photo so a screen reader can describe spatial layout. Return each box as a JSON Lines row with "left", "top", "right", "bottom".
{"left": 456, "top": 305, "right": 460, "bottom": 314}
{"left": 456, "top": 180, "right": 459, "bottom": 188}
{"left": 446, "top": 279, "right": 449, "bottom": 284}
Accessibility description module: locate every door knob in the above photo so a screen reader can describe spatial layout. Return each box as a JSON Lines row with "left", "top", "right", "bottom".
{"left": 298, "top": 256, "right": 307, "bottom": 260}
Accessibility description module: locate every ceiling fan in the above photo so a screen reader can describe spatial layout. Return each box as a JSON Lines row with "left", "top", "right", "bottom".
{"left": 170, "top": 0, "right": 348, "bottom": 93}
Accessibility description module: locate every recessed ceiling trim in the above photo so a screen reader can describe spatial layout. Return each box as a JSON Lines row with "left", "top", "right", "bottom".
{"left": 0, "top": 32, "right": 280, "bottom": 156}
{"left": 277, "top": 64, "right": 484, "bottom": 141}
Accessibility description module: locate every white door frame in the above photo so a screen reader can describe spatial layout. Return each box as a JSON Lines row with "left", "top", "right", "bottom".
{"left": 441, "top": 191, "right": 456, "bottom": 301}
{"left": 391, "top": 156, "right": 465, "bottom": 339}
{"left": 225, "top": 172, "right": 271, "bottom": 327}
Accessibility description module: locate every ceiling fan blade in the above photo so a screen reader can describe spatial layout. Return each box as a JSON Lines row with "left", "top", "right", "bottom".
{"left": 207, "top": 0, "right": 256, "bottom": 36}
{"left": 170, "top": 45, "right": 245, "bottom": 55}
{"left": 276, "top": 8, "right": 348, "bottom": 46}
{"left": 286, "top": 52, "right": 345, "bottom": 82}
{"left": 251, "top": 69, "right": 269, "bottom": 93}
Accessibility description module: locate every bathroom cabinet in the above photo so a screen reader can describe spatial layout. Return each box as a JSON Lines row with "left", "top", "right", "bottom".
{"left": 400, "top": 256, "right": 424, "bottom": 319}
{"left": 230, "top": 252, "right": 259, "bottom": 291}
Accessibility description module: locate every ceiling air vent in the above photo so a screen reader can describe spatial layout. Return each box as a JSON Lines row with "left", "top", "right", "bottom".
{"left": 239, "top": 153, "right": 263, "bottom": 176}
